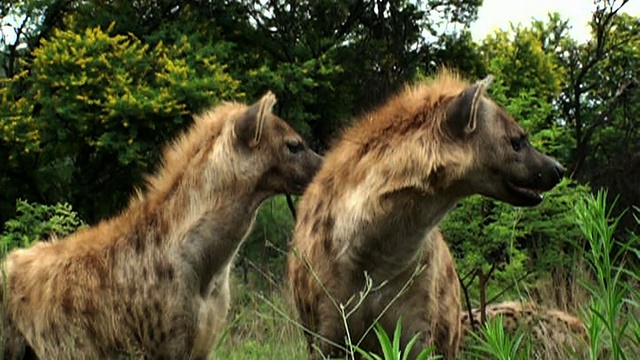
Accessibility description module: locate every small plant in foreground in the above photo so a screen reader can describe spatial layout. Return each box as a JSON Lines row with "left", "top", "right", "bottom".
{"left": 467, "top": 315, "right": 531, "bottom": 360}
{"left": 352, "top": 318, "right": 440, "bottom": 360}
{"left": 575, "top": 190, "right": 639, "bottom": 360}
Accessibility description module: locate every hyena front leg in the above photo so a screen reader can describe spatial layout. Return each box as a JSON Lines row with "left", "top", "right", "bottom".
{"left": 395, "top": 313, "right": 459, "bottom": 360}
{"left": 313, "top": 298, "right": 350, "bottom": 359}
{"left": 379, "top": 297, "right": 459, "bottom": 360}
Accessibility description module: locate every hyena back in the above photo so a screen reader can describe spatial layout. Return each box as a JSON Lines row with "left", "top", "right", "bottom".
{"left": 1, "top": 92, "right": 322, "bottom": 359}
{"left": 461, "top": 301, "right": 589, "bottom": 359}
{"left": 288, "top": 70, "right": 564, "bottom": 359}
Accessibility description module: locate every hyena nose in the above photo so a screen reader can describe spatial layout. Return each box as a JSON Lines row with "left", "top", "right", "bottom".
{"left": 552, "top": 161, "right": 565, "bottom": 182}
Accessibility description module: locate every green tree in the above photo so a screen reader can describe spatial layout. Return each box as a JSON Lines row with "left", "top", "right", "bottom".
{"left": 478, "top": 13, "right": 574, "bottom": 162}
{"left": 546, "top": 1, "right": 640, "bottom": 234}
{"left": 553, "top": 1, "right": 639, "bottom": 178}
{"left": 447, "top": 14, "right": 594, "bottom": 310}
{"left": 443, "top": 179, "right": 590, "bottom": 310}
{"left": 0, "top": 22, "right": 240, "bottom": 224}
{"left": 199, "top": 0, "right": 484, "bottom": 147}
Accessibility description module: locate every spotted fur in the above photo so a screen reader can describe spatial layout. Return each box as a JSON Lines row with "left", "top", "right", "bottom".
{"left": 288, "top": 70, "right": 564, "bottom": 359}
{"left": 461, "top": 301, "right": 590, "bottom": 359}
{"left": 1, "top": 93, "right": 322, "bottom": 359}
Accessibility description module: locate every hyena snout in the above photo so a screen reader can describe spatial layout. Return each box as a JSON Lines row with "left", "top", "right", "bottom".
{"left": 537, "top": 156, "right": 564, "bottom": 190}
{"left": 286, "top": 149, "right": 323, "bottom": 195}
{"left": 234, "top": 91, "right": 323, "bottom": 195}
{"left": 504, "top": 151, "right": 565, "bottom": 207}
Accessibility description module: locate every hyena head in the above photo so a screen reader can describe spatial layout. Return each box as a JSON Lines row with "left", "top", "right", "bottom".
{"left": 233, "top": 92, "right": 322, "bottom": 195}
{"left": 445, "top": 76, "right": 564, "bottom": 206}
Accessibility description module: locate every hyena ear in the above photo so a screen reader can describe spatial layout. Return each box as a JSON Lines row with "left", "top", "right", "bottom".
{"left": 235, "top": 91, "right": 277, "bottom": 148}
{"left": 445, "top": 75, "right": 494, "bottom": 137}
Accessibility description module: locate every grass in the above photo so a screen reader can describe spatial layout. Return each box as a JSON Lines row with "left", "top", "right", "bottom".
{"left": 214, "top": 190, "right": 639, "bottom": 359}
{"left": 211, "top": 281, "right": 306, "bottom": 360}
{"left": 0, "top": 192, "right": 637, "bottom": 359}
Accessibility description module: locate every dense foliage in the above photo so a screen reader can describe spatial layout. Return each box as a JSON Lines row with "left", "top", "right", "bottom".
{"left": 0, "top": 199, "right": 85, "bottom": 251}
{"left": 1, "top": 3, "right": 639, "bottom": 356}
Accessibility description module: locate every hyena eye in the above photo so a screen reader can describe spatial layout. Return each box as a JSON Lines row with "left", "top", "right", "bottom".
{"left": 286, "top": 140, "right": 304, "bottom": 154}
{"left": 511, "top": 135, "right": 527, "bottom": 152}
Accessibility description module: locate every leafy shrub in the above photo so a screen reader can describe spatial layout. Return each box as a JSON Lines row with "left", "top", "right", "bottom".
{"left": 443, "top": 178, "right": 591, "bottom": 306}
{"left": 575, "top": 191, "right": 640, "bottom": 360}
{"left": 353, "top": 318, "right": 440, "bottom": 360}
{"left": 465, "top": 315, "right": 532, "bottom": 360}
{"left": 0, "top": 200, "right": 85, "bottom": 253}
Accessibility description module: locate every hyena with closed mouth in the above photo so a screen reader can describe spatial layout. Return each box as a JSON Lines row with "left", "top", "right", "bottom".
{"left": 288, "top": 70, "right": 564, "bottom": 359}
{"left": 1, "top": 92, "right": 322, "bottom": 359}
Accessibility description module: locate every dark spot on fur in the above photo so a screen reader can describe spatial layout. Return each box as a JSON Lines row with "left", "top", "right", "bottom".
{"left": 153, "top": 300, "right": 162, "bottom": 314}
{"left": 147, "top": 320, "right": 156, "bottom": 343}
{"left": 311, "top": 220, "right": 321, "bottom": 234}
{"left": 445, "top": 265, "right": 456, "bottom": 279}
{"left": 322, "top": 236, "right": 332, "bottom": 253}
{"left": 299, "top": 211, "right": 310, "bottom": 228}
{"left": 168, "top": 324, "right": 181, "bottom": 339}
{"left": 131, "top": 232, "right": 146, "bottom": 254}
{"left": 143, "top": 305, "right": 152, "bottom": 321}
{"left": 128, "top": 284, "right": 137, "bottom": 297}
{"left": 312, "top": 200, "right": 325, "bottom": 218}
{"left": 87, "top": 323, "right": 98, "bottom": 339}
{"left": 324, "top": 216, "right": 334, "bottom": 231}
{"left": 155, "top": 261, "right": 174, "bottom": 281}
{"left": 438, "top": 284, "right": 447, "bottom": 299}
{"left": 125, "top": 305, "right": 135, "bottom": 322}
{"left": 61, "top": 293, "right": 74, "bottom": 315}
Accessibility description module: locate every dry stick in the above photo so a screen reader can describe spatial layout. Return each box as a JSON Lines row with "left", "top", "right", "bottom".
{"left": 256, "top": 293, "right": 347, "bottom": 356}
{"left": 285, "top": 193, "right": 297, "bottom": 220}
{"left": 486, "top": 270, "right": 535, "bottom": 305}
{"left": 243, "top": 258, "right": 279, "bottom": 289}
{"left": 478, "top": 264, "right": 496, "bottom": 326}
{"left": 353, "top": 263, "right": 426, "bottom": 352}
{"left": 289, "top": 248, "right": 350, "bottom": 354}
{"left": 459, "top": 270, "right": 478, "bottom": 332}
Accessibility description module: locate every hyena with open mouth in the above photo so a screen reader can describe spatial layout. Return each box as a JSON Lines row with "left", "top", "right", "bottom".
{"left": 288, "top": 70, "right": 564, "bottom": 359}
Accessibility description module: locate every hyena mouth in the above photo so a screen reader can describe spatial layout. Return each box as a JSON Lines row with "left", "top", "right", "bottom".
{"left": 506, "top": 181, "right": 543, "bottom": 205}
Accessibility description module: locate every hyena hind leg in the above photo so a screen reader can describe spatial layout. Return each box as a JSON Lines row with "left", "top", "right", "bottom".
{"left": 2, "top": 322, "right": 38, "bottom": 360}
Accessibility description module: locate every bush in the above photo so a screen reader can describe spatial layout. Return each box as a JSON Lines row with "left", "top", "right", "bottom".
{"left": 0, "top": 200, "right": 85, "bottom": 254}
{"left": 443, "top": 178, "right": 591, "bottom": 307}
{"left": 575, "top": 191, "right": 640, "bottom": 359}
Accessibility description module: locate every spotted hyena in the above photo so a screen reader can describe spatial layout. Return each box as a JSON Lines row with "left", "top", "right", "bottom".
{"left": 461, "top": 301, "right": 589, "bottom": 359}
{"left": 1, "top": 92, "right": 322, "bottom": 359}
{"left": 288, "top": 70, "right": 564, "bottom": 359}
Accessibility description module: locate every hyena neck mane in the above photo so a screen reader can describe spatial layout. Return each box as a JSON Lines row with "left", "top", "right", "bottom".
{"left": 330, "top": 169, "right": 461, "bottom": 278}
{"left": 324, "top": 75, "right": 474, "bottom": 277}
{"left": 116, "top": 104, "right": 271, "bottom": 287}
